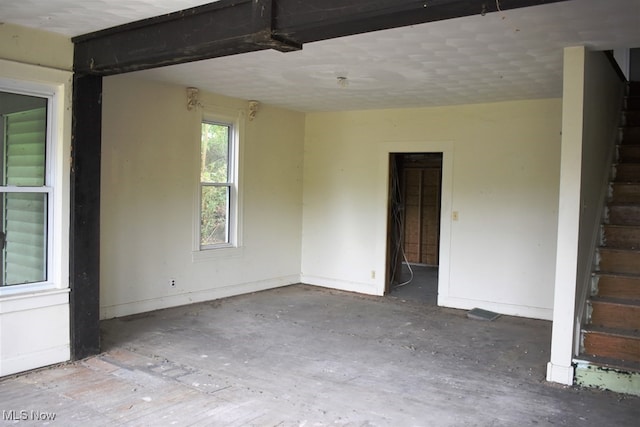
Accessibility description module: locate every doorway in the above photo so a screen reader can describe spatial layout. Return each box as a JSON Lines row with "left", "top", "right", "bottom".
{"left": 386, "top": 152, "right": 443, "bottom": 304}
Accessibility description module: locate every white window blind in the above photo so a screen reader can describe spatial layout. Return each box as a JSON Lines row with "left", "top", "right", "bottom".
{"left": 2, "top": 107, "right": 48, "bottom": 286}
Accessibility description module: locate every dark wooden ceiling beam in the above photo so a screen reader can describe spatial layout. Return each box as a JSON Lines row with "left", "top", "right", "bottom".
{"left": 73, "top": 0, "right": 568, "bottom": 75}
{"left": 273, "top": 0, "right": 567, "bottom": 44}
{"left": 73, "top": 0, "right": 301, "bottom": 75}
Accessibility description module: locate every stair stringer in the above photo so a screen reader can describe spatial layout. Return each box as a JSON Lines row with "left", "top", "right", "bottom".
{"left": 575, "top": 81, "right": 640, "bottom": 395}
{"left": 575, "top": 121, "right": 621, "bottom": 354}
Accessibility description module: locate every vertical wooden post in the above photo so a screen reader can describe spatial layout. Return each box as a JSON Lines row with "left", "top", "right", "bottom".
{"left": 70, "top": 73, "right": 102, "bottom": 360}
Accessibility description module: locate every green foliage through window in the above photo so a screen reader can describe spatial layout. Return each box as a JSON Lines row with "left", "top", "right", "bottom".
{"left": 201, "top": 123, "right": 229, "bottom": 183}
{"left": 200, "top": 122, "right": 232, "bottom": 247}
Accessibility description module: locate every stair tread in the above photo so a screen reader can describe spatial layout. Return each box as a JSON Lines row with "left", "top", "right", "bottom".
{"left": 594, "top": 270, "right": 640, "bottom": 279}
{"left": 590, "top": 295, "right": 640, "bottom": 304}
{"left": 598, "top": 247, "right": 640, "bottom": 254}
{"left": 598, "top": 291, "right": 640, "bottom": 306}
{"left": 583, "top": 325, "right": 640, "bottom": 338}
{"left": 575, "top": 354, "right": 640, "bottom": 373}
{"left": 595, "top": 271, "right": 640, "bottom": 279}
{"left": 598, "top": 270, "right": 640, "bottom": 276}
{"left": 602, "top": 224, "right": 640, "bottom": 229}
{"left": 606, "top": 201, "right": 640, "bottom": 206}
{"left": 613, "top": 179, "right": 640, "bottom": 184}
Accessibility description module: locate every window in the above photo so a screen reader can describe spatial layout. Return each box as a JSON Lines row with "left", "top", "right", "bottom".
{"left": 199, "top": 119, "right": 237, "bottom": 249}
{"left": 0, "top": 92, "right": 50, "bottom": 287}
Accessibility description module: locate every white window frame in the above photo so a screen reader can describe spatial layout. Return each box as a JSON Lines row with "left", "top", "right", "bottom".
{"left": 0, "top": 80, "right": 61, "bottom": 296}
{"left": 193, "top": 108, "right": 243, "bottom": 260}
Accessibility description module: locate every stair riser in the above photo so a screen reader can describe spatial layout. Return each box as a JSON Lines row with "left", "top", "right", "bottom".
{"left": 583, "top": 332, "right": 640, "bottom": 363}
{"left": 591, "top": 301, "right": 640, "bottom": 330}
{"left": 596, "top": 275, "right": 640, "bottom": 300}
{"left": 610, "top": 183, "right": 640, "bottom": 203}
{"left": 626, "top": 97, "right": 640, "bottom": 111}
{"left": 609, "top": 206, "right": 640, "bottom": 225}
{"left": 601, "top": 226, "right": 640, "bottom": 250}
{"left": 618, "top": 146, "right": 640, "bottom": 163}
{"left": 599, "top": 250, "right": 640, "bottom": 274}
{"left": 615, "top": 164, "right": 640, "bottom": 182}
{"left": 625, "top": 112, "right": 640, "bottom": 127}
{"left": 621, "top": 127, "right": 640, "bottom": 145}
{"left": 575, "top": 362, "right": 640, "bottom": 396}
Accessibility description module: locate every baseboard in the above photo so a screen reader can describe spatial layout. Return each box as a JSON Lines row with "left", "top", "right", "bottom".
{"left": 0, "top": 345, "right": 70, "bottom": 378}
{"left": 100, "top": 275, "right": 300, "bottom": 320}
{"left": 546, "top": 361, "right": 575, "bottom": 385}
{"left": 437, "top": 295, "right": 553, "bottom": 321}
{"left": 300, "top": 275, "right": 382, "bottom": 296}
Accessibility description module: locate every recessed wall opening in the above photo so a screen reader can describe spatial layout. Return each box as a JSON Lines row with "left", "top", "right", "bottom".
{"left": 386, "top": 152, "right": 443, "bottom": 305}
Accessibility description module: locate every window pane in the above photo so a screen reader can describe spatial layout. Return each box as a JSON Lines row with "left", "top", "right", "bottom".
{"left": 3, "top": 106, "right": 47, "bottom": 186}
{"left": 201, "top": 186, "right": 229, "bottom": 246}
{"left": 201, "top": 123, "right": 229, "bottom": 183}
{"left": 1, "top": 192, "right": 47, "bottom": 286}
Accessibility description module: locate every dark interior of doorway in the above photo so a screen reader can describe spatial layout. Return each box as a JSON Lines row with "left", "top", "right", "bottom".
{"left": 386, "top": 152, "right": 443, "bottom": 305}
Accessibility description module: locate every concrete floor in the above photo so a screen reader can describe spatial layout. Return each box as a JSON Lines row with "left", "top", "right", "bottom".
{"left": 1, "top": 284, "right": 639, "bottom": 426}
{"left": 389, "top": 264, "right": 438, "bottom": 305}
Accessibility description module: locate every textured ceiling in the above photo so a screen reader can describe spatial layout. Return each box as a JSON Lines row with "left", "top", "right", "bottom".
{"left": 0, "top": 0, "right": 217, "bottom": 36}
{"left": 2, "top": 0, "right": 640, "bottom": 112}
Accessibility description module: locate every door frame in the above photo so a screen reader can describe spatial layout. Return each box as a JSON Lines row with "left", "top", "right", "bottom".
{"left": 376, "top": 140, "right": 453, "bottom": 304}
{"left": 393, "top": 153, "right": 443, "bottom": 268}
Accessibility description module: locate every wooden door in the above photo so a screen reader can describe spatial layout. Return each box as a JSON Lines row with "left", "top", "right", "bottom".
{"left": 403, "top": 166, "right": 441, "bottom": 266}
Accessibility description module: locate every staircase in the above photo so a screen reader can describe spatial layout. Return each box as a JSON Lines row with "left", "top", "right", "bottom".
{"left": 576, "top": 81, "right": 640, "bottom": 395}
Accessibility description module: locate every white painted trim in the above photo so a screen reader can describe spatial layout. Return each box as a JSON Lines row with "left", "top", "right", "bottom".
{"left": 438, "top": 295, "right": 553, "bottom": 321}
{"left": 192, "top": 245, "right": 244, "bottom": 262}
{"left": 100, "top": 275, "right": 299, "bottom": 320}
{"left": 548, "top": 47, "right": 626, "bottom": 385}
{"left": 0, "top": 345, "right": 69, "bottom": 377}
{"left": 547, "top": 47, "right": 585, "bottom": 385}
{"left": 301, "top": 275, "right": 381, "bottom": 296}
{"left": 574, "top": 137, "right": 617, "bottom": 344}
{"left": 0, "top": 60, "right": 71, "bottom": 377}
{"left": 546, "top": 361, "right": 574, "bottom": 385}
{"left": 193, "top": 106, "right": 245, "bottom": 252}
{"left": 0, "top": 60, "right": 72, "bottom": 295}
{"left": 0, "top": 288, "right": 69, "bottom": 314}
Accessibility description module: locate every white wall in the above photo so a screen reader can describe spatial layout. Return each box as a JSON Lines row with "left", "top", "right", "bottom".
{"left": 100, "top": 76, "right": 305, "bottom": 319}
{"left": 547, "top": 47, "right": 625, "bottom": 385}
{"left": 302, "top": 99, "right": 562, "bottom": 320}
{"left": 576, "top": 50, "right": 625, "bottom": 316}
{"left": 0, "top": 24, "right": 73, "bottom": 376}
{"left": 0, "top": 23, "right": 72, "bottom": 71}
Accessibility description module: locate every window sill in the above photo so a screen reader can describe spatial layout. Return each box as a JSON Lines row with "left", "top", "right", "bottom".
{"left": 0, "top": 282, "right": 65, "bottom": 298}
{"left": 0, "top": 287, "right": 70, "bottom": 314}
{"left": 192, "top": 245, "right": 244, "bottom": 263}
